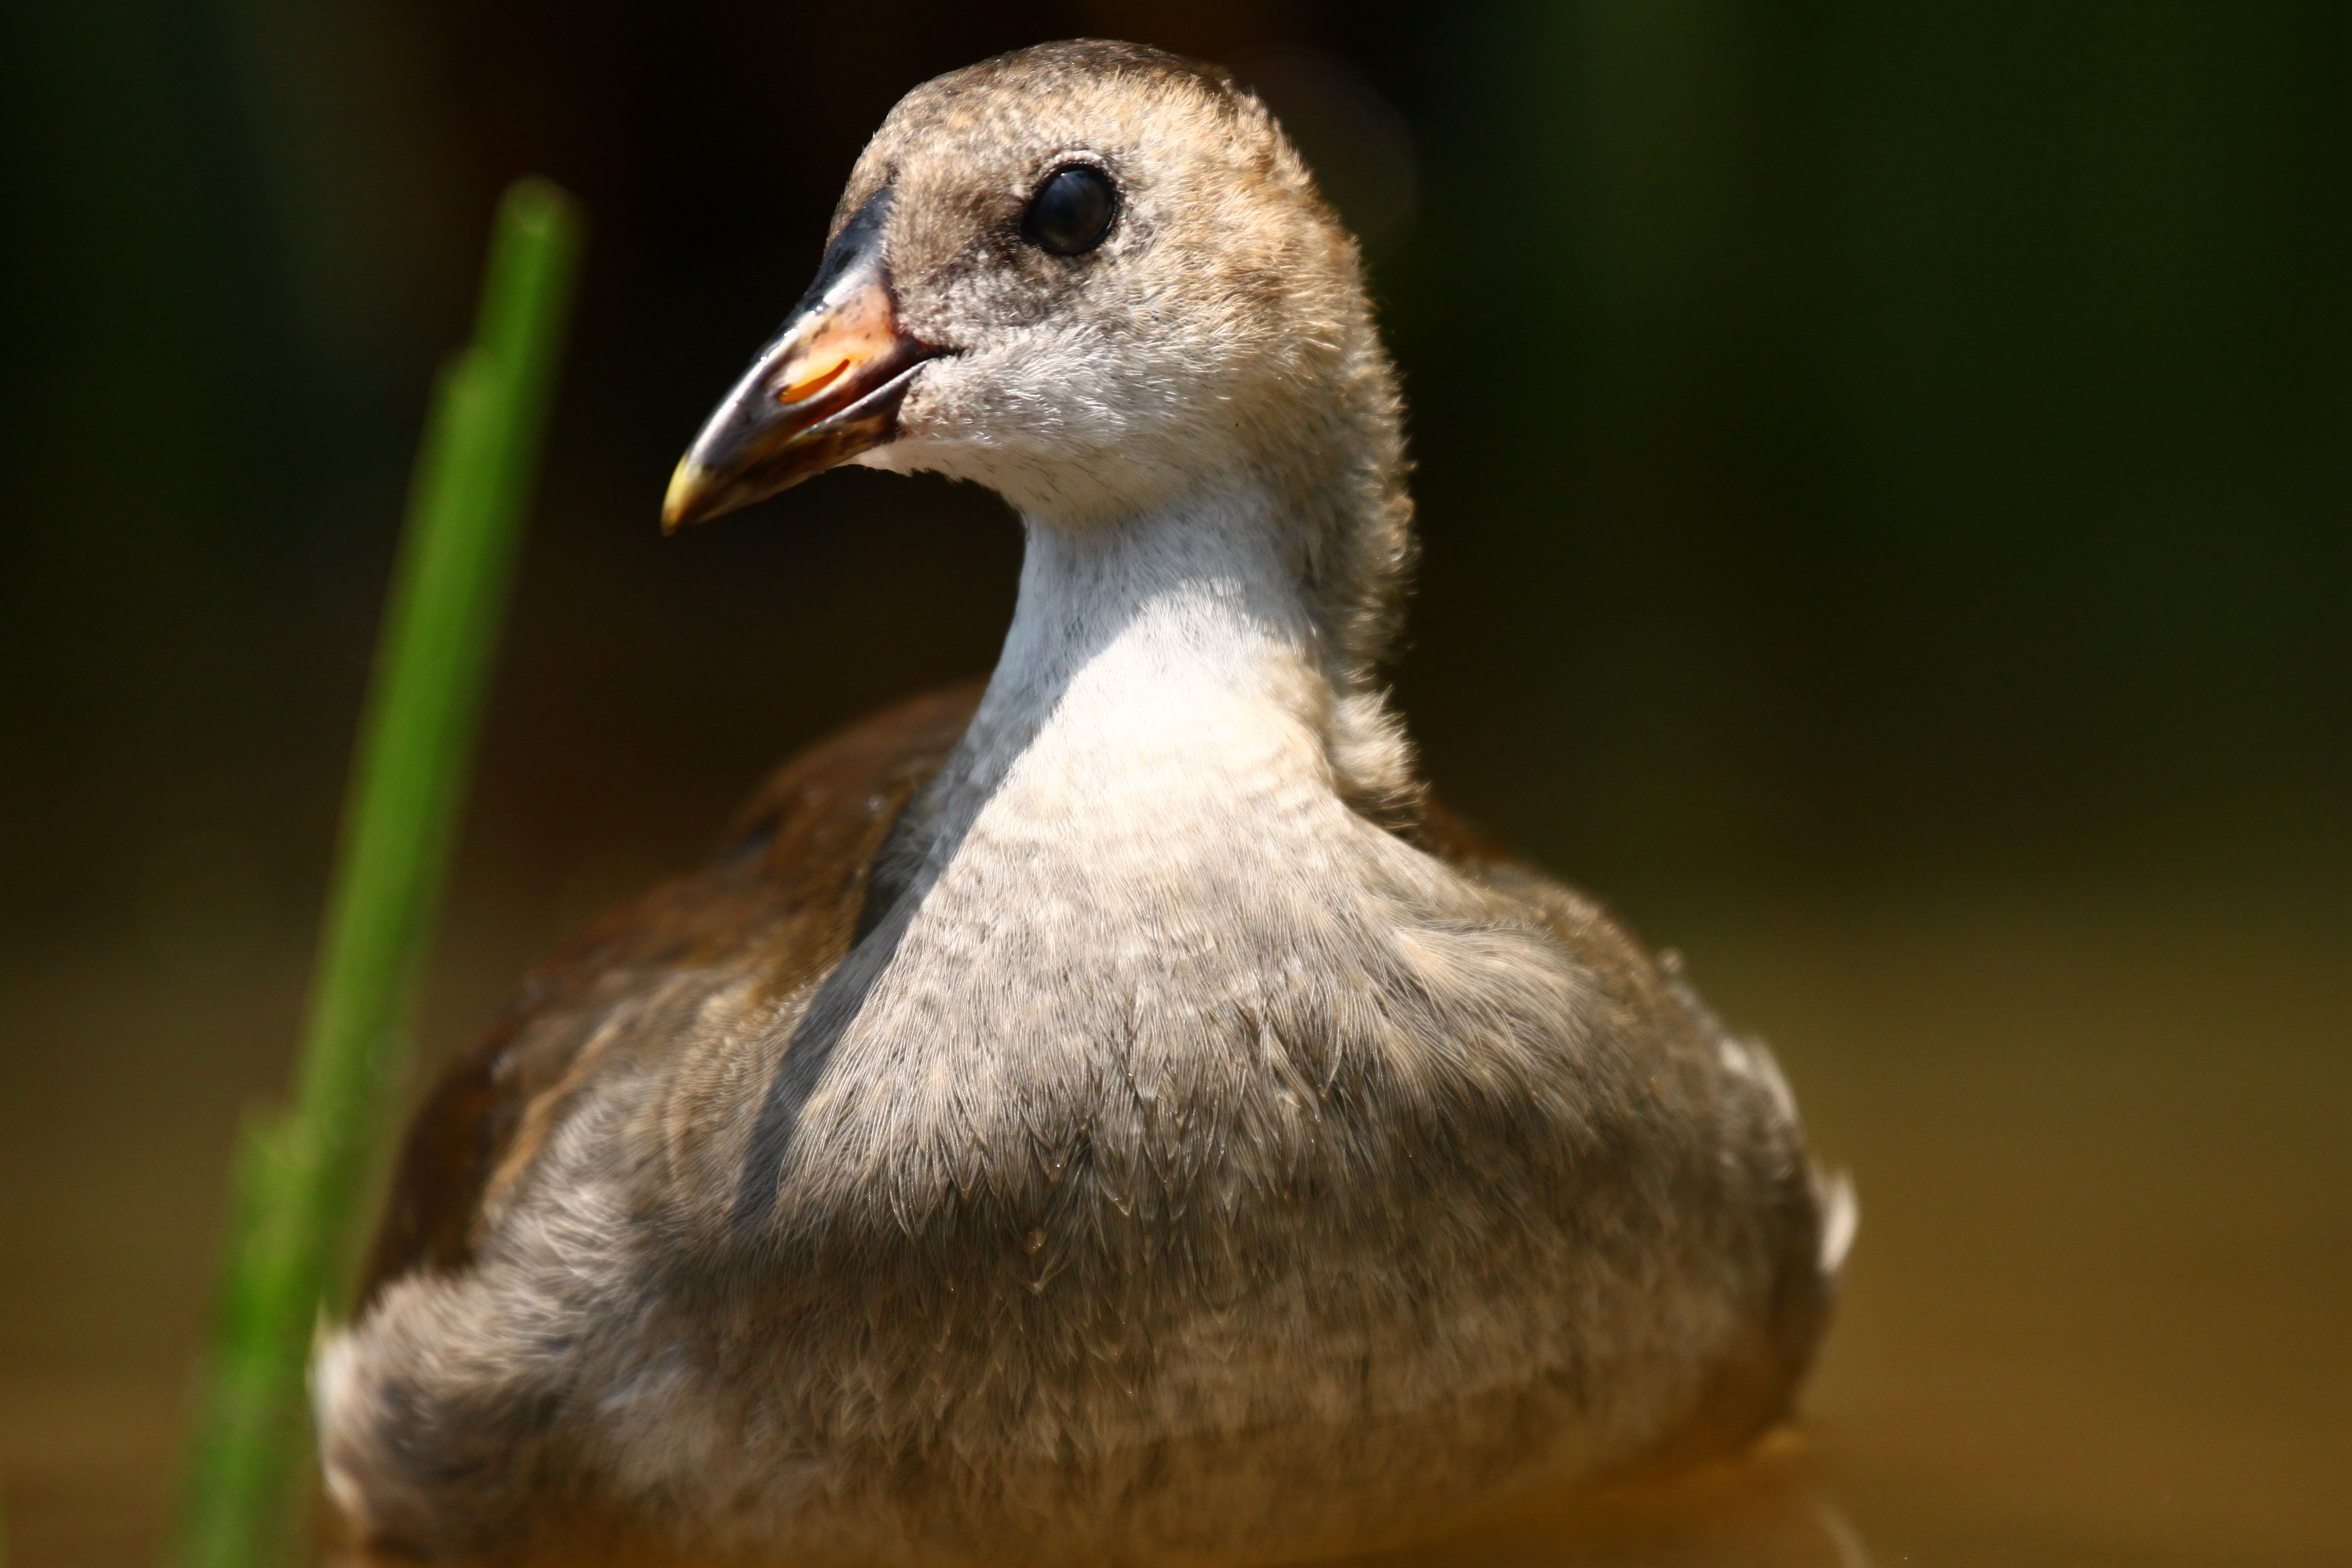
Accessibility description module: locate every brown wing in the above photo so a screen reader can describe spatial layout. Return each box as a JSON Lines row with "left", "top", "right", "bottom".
{"left": 355, "top": 681, "right": 983, "bottom": 1311}
{"left": 1417, "top": 796, "right": 1837, "bottom": 1466}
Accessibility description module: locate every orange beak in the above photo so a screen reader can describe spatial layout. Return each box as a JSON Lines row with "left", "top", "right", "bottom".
{"left": 662, "top": 191, "right": 943, "bottom": 531}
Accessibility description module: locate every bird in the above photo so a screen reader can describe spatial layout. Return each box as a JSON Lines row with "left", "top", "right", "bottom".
{"left": 317, "top": 39, "right": 1853, "bottom": 1568}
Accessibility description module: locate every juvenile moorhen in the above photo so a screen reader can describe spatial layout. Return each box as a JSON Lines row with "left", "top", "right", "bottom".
{"left": 319, "top": 40, "right": 1852, "bottom": 1567}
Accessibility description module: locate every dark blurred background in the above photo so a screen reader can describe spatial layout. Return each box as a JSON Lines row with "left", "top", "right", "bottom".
{"left": 2, "top": 3, "right": 2345, "bottom": 1565}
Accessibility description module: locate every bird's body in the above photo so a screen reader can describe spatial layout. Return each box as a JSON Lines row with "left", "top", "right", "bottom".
{"left": 319, "top": 42, "right": 1847, "bottom": 1566}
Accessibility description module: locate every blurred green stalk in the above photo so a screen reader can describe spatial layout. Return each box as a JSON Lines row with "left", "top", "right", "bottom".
{"left": 175, "top": 179, "right": 583, "bottom": 1568}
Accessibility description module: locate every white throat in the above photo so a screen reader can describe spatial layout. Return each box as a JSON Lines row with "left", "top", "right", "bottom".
{"left": 911, "top": 481, "right": 1344, "bottom": 864}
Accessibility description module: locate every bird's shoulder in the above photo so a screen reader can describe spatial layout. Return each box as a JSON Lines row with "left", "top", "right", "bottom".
{"left": 355, "top": 680, "right": 983, "bottom": 1309}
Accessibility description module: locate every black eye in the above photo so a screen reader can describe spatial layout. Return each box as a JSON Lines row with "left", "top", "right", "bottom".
{"left": 1024, "top": 165, "right": 1117, "bottom": 256}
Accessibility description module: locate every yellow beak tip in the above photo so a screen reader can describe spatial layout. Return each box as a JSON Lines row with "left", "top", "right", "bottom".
{"left": 661, "top": 459, "right": 706, "bottom": 533}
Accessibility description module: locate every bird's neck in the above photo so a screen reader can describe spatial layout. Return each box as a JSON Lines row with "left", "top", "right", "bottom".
{"left": 911, "top": 481, "right": 1410, "bottom": 867}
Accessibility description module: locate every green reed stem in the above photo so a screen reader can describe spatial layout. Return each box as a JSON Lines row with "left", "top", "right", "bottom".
{"left": 174, "top": 179, "right": 582, "bottom": 1568}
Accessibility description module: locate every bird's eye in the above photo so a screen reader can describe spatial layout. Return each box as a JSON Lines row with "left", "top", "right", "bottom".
{"left": 1024, "top": 165, "right": 1117, "bottom": 256}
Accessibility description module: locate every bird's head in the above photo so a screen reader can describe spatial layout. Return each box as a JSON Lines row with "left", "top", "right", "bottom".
{"left": 662, "top": 40, "right": 1398, "bottom": 535}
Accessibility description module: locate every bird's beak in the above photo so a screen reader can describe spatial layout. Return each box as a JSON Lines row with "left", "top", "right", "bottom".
{"left": 662, "top": 191, "right": 942, "bottom": 531}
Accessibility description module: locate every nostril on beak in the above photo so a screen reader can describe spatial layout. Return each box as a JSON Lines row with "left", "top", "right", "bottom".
{"left": 778, "top": 358, "right": 851, "bottom": 406}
